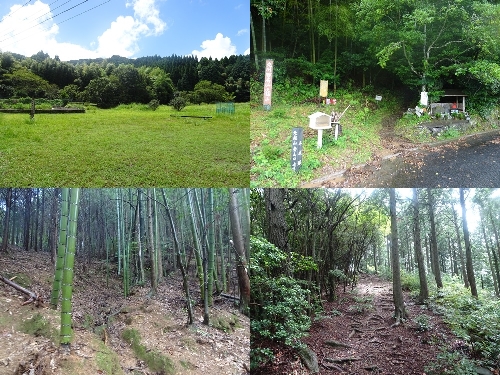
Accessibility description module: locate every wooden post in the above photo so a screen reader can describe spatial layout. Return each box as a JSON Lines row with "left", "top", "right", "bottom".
{"left": 30, "top": 98, "right": 35, "bottom": 120}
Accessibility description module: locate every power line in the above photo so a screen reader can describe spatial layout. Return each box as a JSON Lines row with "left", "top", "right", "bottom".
{"left": 0, "top": 0, "right": 111, "bottom": 50}
{"left": 0, "top": 0, "right": 73, "bottom": 40}
{"left": 0, "top": 0, "right": 89, "bottom": 43}
{"left": 1, "top": 0, "right": 33, "bottom": 21}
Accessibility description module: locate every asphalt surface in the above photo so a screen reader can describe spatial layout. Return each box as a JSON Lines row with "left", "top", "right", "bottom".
{"left": 361, "top": 130, "right": 500, "bottom": 187}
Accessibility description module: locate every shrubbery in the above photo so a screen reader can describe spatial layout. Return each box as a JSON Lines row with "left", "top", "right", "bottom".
{"left": 250, "top": 236, "right": 319, "bottom": 370}
{"left": 169, "top": 95, "right": 186, "bottom": 111}
{"left": 428, "top": 283, "right": 500, "bottom": 367}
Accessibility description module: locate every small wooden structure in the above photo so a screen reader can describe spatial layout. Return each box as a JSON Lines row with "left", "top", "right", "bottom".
{"left": 430, "top": 89, "right": 467, "bottom": 117}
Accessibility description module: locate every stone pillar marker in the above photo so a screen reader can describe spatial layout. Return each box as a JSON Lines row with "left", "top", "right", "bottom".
{"left": 291, "top": 127, "right": 303, "bottom": 172}
{"left": 263, "top": 59, "right": 274, "bottom": 110}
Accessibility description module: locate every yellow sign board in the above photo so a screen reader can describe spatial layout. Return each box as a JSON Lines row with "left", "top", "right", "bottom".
{"left": 320, "top": 80, "right": 328, "bottom": 97}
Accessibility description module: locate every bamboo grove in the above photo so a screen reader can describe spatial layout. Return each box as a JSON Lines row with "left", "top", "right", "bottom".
{"left": 0, "top": 188, "right": 250, "bottom": 345}
{"left": 250, "top": 188, "right": 500, "bottom": 369}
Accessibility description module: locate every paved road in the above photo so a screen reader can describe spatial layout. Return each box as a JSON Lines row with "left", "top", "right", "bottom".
{"left": 360, "top": 131, "right": 500, "bottom": 187}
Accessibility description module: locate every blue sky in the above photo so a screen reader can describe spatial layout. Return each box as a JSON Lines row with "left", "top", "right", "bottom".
{"left": 0, "top": 0, "right": 249, "bottom": 61}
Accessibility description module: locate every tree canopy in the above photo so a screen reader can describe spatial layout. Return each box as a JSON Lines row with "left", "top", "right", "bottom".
{"left": 0, "top": 52, "right": 250, "bottom": 107}
{"left": 251, "top": 0, "right": 500, "bottom": 112}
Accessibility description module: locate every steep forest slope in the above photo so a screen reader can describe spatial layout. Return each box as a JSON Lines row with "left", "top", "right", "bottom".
{"left": 0, "top": 246, "right": 250, "bottom": 375}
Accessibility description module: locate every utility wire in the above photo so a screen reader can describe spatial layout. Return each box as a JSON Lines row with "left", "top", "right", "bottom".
{"left": 0, "top": 0, "right": 89, "bottom": 43}
{"left": 0, "top": 0, "right": 72, "bottom": 40}
{"left": 0, "top": 0, "right": 111, "bottom": 49}
{"left": 0, "top": 0, "right": 32, "bottom": 21}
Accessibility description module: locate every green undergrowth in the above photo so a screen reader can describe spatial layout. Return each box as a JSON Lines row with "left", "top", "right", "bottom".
{"left": 0, "top": 103, "right": 249, "bottom": 186}
{"left": 19, "top": 313, "right": 57, "bottom": 342}
{"left": 211, "top": 314, "right": 242, "bottom": 333}
{"left": 122, "top": 328, "right": 175, "bottom": 374}
{"left": 250, "top": 236, "right": 320, "bottom": 370}
{"left": 251, "top": 80, "right": 401, "bottom": 187}
{"left": 428, "top": 283, "right": 500, "bottom": 367}
{"left": 95, "top": 339, "right": 124, "bottom": 375}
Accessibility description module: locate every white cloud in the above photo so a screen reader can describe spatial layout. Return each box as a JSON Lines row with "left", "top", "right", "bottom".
{"left": 244, "top": 48, "right": 250, "bottom": 55}
{"left": 0, "top": 0, "right": 167, "bottom": 60}
{"left": 192, "top": 33, "right": 237, "bottom": 59}
{"left": 237, "top": 29, "right": 248, "bottom": 36}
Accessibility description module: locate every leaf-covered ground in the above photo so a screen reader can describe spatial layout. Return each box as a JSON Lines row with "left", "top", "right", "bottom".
{"left": 0, "top": 246, "right": 249, "bottom": 375}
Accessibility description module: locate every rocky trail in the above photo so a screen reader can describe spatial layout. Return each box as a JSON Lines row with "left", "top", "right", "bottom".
{"left": 256, "top": 274, "right": 462, "bottom": 375}
{"left": 0, "top": 247, "right": 250, "bottom": 375}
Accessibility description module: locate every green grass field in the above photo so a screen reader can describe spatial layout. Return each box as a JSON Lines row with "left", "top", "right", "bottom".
{"left": 0, "top": 103, "right": 249, "bottom": 186}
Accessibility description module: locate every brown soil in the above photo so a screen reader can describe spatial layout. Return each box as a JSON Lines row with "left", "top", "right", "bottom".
{"left": 254, "top": 274, "right": 457, "bottom": 375}
{"left": 0, "top": 246, "right": 249, "bottom": 375}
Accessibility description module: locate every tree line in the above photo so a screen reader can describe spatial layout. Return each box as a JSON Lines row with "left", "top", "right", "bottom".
{"left": 250, "top": 188, "right": 500, "bottom": 370}
{"left": 0, "top": 51, "right": 250, "bottom": 108}
{"left": 0, "top": 188, "right": 250, "bottom": 344}
{"left": 252, "top": 0, "right": 500, "bottom": 114}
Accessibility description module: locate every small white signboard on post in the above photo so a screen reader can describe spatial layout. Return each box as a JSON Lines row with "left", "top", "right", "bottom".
{"left": 375, "top": 95, "right": 382, "bottom": 101}
{"left": 263, "top": 59, "right": 274, "bottom": 110}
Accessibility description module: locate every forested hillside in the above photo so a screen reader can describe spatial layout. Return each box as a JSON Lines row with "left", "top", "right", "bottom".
{"left": 0, "top": 188, "right": 250, "bottom": 374}
{"left": 0, "top": 51, "right": 250, "bottom": 108}
{"left": 251, "top": 188, "right": 500, "bottom": 374}
{"left": 251, "top": 0, "right": 500, "bottom": 114}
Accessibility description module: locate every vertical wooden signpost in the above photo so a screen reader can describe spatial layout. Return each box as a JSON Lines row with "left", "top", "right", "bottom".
{"left": 291, "top": 127, "right": 303, "bottom": 172}
{"left": 263, "top": 59, "right": 274, "bottom": 110}
{"left": 30, "top": 98, "right": 35, "bottom": 120}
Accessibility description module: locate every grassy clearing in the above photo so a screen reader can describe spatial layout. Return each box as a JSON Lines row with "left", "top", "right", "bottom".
{"left": 0, "top": 103, "right": 249, "bottom": 186}
{"left": 251, "top": 86, "right": 400, "bottom": 187}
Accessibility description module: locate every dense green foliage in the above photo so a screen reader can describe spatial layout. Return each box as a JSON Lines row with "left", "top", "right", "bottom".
{"left": 251, "top": 0, "right": 500, "bottom": 115}
{"left": 250, "top": 236, "right": 317, "bottom": 369}
{"left": 0, "top": 51, "right": 250, "bottom": 108}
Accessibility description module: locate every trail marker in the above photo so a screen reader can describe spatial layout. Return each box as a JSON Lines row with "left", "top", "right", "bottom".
{"left": 263, "top": 59, "right": 274, "bottom": 110}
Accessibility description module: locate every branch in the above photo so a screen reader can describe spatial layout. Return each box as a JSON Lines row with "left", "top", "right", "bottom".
{"left": 0, "top": 274, "right": 44, "bottom": 307}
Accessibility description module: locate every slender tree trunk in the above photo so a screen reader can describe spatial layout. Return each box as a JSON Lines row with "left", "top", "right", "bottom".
{"left": 481, "top": 216, "right": 499, "bottom": 297}
{"left": 136, "top": 189, "right": 145, "bottom": 284}
{"left": 1, "top": 188, "right": 12, "bottom": 252}
{"left": 412, "top": 188, "right": 428, "bottom": 303}
{"left": 228, "top": 188, "right": 250, "bottom": 315}
{"left": 116, "top": 189, "right": 122, "bottom": 276}
{"left": 185, "top": 189, "right": 204, "bottom": 298}
{"left": 459, "top": 188, "right": 477, "bottom": 298}
{"left": 207, "top": 189, "right": 215, "bottom": 307}
{"left": 452, "top": 207, "right": 469, "bottom": 287}
{"left": 23, "top": 189, "right": 32, "bottom": 252}
{"left": 147, "top": 189, "right": 157, "bottom": 294}
{"left": 389, "top": 189, "right": 407, "bottom": 324}
{"left": 50, "top": 188, "right": 69, "bottom": 309}
{"left": 250, "top": 11, "right": 259, "bottom": 70}
{"left": 60, "top": 188, "right": 80, "bottom": 347}
{"left": 427, "top": 188, "right": 443, "bottom": 288}
{"left": 164, "top": 191, "right": 194, "bottom": 325}
{"left": 39, "top": 189, "right": 45, "bottom": 252}
{"left": 153, "top": 189, "right": 163, "bottom": 281}
{"left": 49, "top": 189, "right": 59, "bottom": 265}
